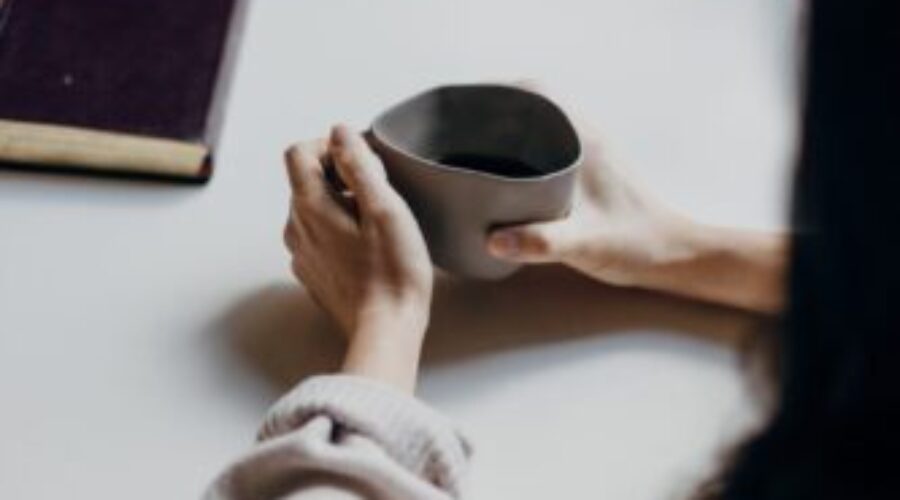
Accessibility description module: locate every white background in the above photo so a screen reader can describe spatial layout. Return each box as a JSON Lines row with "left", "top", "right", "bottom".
{"left": 0, "top": 1, "right": 798, "bottom": 498}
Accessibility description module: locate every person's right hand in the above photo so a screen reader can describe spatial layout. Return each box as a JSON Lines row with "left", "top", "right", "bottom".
{"left": 486, "top": 88, "right": 693, "bottom": 288}
{"left": 486, "top": 83, "right": 787, "bottom": 314}
{"left": 283, "top": 125, "right": 434, "bottom": 391}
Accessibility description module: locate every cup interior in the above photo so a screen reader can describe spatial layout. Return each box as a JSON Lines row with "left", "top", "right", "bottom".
{"left": 373, "top": 85, "right": 581, "bottom": 179}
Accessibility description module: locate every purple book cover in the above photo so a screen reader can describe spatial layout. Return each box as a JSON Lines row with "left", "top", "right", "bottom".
{"left": 0, "top": 0, "right": 246, "bottom": 181}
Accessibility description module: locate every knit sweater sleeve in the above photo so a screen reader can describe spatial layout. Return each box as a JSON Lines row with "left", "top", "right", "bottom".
{"left": 204, "top": 375, "right": 472, "bottom": 500}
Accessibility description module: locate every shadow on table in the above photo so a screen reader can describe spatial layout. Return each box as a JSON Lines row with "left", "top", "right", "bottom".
{"left": 0, "top": 167, "right": 199, "bottom": 209}
{"left": 215, "top": 265, "right": 765, "bottom": 393}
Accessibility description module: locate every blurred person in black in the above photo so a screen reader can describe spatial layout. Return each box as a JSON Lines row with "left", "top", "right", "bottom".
{"left": 694, "top": 1, "right": 900, "bottom": 499}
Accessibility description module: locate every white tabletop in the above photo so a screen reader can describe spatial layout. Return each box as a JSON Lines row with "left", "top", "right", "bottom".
{"left": 0, "top": 1, "right": 797, "bottom": 498}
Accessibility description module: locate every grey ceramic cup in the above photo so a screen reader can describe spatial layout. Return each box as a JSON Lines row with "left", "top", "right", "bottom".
{"left": 368, "top": 84, "right": 582, "bottom": 280}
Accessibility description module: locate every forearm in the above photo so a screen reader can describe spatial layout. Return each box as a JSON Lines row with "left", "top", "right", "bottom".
{"left": 634, "top": 220, "right": 788, "bottom": 314}
{"left": 340, "top": 307, "right": 428, "bottom": 394}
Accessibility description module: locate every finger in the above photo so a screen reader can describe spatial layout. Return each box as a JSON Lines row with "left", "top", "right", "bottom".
{"left": 328, "top": 124, "right": 394, "bottom": 214}
{"left": 290, "top": 254, "right": 310, "bottom": 289}
{"left": 487, "top": 219, "right": 578, "bottom": 263}
{"left": 284, "top": 141, "right": 328, "bottom": 201}
{"left": 283, "top": 206, "right": 301, "bottom": 252}
{"left": 303, "top": 137, "right": 329, "bottom": 158}
{"left": 286, "top": 139, "right": 361, "bottom": 232}
{"left": 283, "top": 222, "right": 298, "bottom": 252}
{"left": 284, "top": 202, "right": 312, "bottom": 249}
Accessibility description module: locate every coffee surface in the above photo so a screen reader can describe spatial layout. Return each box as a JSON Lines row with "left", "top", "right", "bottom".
{"left": 437, "top": 153, "right": 543, "bottom": 178}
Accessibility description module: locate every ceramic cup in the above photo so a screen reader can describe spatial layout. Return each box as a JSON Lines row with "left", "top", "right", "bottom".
{"left": 368, "top": 84, "right": 582, "bottom": 279}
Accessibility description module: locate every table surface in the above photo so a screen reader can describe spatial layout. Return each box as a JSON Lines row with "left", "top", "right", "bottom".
{"left": 0, "top": 1, "right": 797, "bottom": 498}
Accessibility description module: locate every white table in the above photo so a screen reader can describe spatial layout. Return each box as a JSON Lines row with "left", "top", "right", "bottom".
{"left": 0, "top": 1, "right": 797, "bottom": 498}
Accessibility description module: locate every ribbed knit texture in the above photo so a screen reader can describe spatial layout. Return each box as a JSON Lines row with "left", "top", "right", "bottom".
{"left": 205, "top": 375, "right": 472, "bottom": 500}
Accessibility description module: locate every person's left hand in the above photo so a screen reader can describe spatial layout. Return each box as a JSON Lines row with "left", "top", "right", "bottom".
{"left": 283, "top": 125, "right": 433, "bottom": 350}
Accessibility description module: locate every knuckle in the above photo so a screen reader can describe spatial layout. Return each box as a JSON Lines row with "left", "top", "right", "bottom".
{"left": 336, "top": 148, "right": 358, "bottom": 167}
{"left": 292, "top": 193, "right": 314, "bottom": 212}
{"left": 293, "top": 190, "right": 321, "bottom": 211}
{"left": 289, "top": 142, "right": 317, "bottom": 166}
{"left": 284, "top": 223, "right": 303, "bottom": 249}
{"left": 367, "top": 202, "right": 396, "bottom": 224}
{"left": 300, "top": 140, "right": 323, "bottom": 157}
{"left": 290, "top": 256, "right": 306, "bottom": 278}
{"left": 286, "top": 145, "right": 311, "bottom": 171}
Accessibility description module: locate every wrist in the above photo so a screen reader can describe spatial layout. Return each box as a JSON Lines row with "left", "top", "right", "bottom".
{"left": 628, "top": 217, "right": 787, "bottom": 313}
{"left": 628, "top": 215, "right": 714, "bottom": 286}
{"left": 353, "top": 297, "right": 430, "bottom": 342}
{"left": 342, "top": 306, "right": 428, "bottom": 393}
{"left": 594, "top": 212, "right": 706, "bottom": 289}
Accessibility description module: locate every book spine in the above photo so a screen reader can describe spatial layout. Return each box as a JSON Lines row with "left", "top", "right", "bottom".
{"left": 0, "top": 119, "right": 209, "bottom": 179}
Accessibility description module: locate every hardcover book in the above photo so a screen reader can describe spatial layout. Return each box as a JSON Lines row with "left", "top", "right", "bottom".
{"left": 0, "top": 0, "right": 246, "bottom": 181}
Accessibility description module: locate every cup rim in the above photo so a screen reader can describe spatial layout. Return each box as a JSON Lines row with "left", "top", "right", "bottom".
{"left": 370, "top": 83, "right": 584, "bottom": 184}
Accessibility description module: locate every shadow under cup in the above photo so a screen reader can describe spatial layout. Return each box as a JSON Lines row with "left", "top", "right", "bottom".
{"left": 369, "top": 85, "right": 582, "bottom": 279}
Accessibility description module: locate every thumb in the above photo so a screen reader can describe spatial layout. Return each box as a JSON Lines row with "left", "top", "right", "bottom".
{"left": 487, "top": 219, "right": 577, "bottom": 263}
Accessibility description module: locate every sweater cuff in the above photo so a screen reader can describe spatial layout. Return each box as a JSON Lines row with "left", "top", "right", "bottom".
{"left": 258, "top": 374, "right": 472, "bottom": 494}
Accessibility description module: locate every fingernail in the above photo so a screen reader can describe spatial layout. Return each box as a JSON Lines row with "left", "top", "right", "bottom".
{"left": 331, "top": 124, "right": 351, "bottom": 148}
{"left": 489, "top": 231, "right": 520, "bottom": 257}
{"left": 284, "top": 144, "right": 300, "bottom": 164}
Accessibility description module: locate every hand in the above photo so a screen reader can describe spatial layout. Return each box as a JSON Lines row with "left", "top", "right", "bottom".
{"left": 283, "top": 125, "right": 433, "bottom": 390}
{"left": 486, "top": 83, "right": 786, "bottom": 313}
{"left": 486, "top": 88, "right": 690, "bottom": 287}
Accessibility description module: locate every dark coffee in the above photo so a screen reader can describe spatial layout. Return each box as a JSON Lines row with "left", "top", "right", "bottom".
{"left": 437, "top": 153, "right": 543, "bottom": 178}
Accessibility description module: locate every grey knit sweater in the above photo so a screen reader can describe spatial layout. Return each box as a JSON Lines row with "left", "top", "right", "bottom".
{"left": 205, "top": 375, "right": 472, "bottom": 499}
